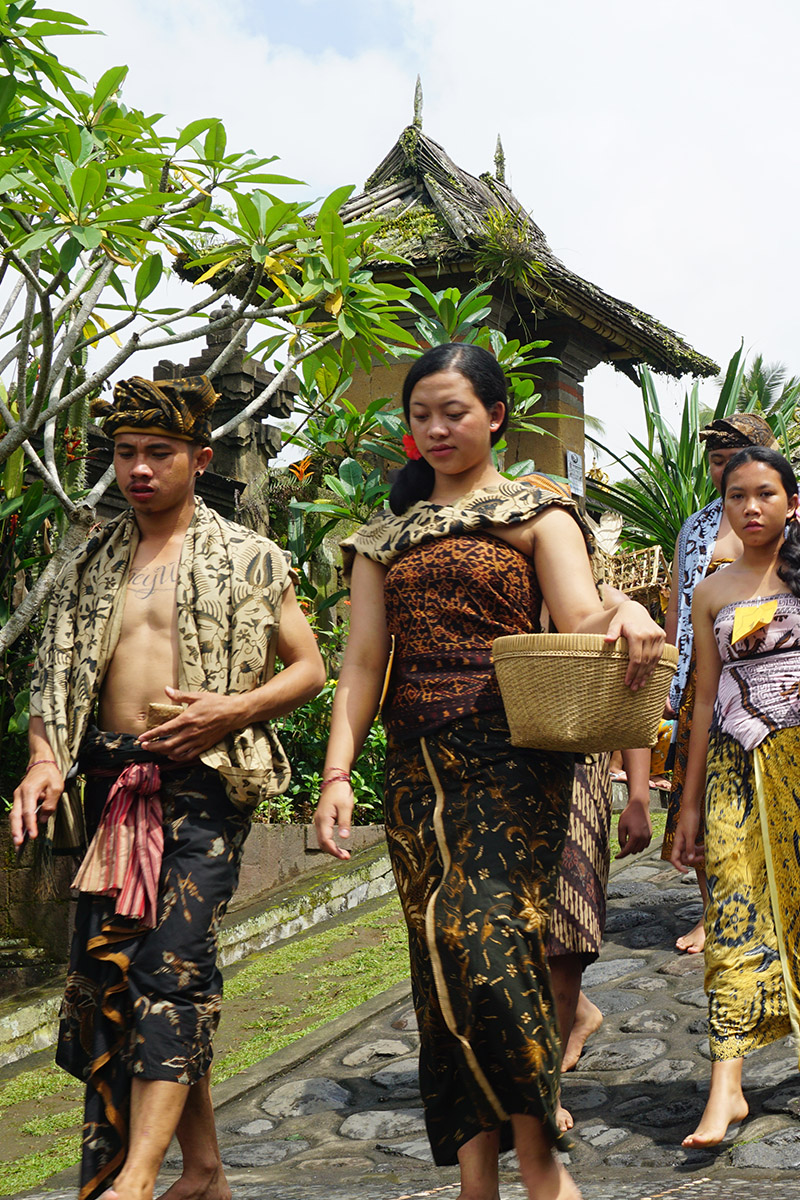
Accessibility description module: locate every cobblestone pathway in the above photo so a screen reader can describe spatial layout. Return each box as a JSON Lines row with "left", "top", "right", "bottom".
{"left": 24, "top": 845, "right": 800, "bottom": 1199}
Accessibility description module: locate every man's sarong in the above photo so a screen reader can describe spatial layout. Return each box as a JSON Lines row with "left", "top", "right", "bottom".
{"left": 57, "top": 731, "right": 250, "bottom": 1200}
{"left": 546, "top": 754, "right": 612, "bottom": 964}
{"left": 704, "top": 725, "right": 800, "bottom": 1061}
{"left": 384, "top": 711, "right": 574, "bottom": 1165}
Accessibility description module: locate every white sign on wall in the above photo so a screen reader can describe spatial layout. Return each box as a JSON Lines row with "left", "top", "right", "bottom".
{"left": 566, "top": 450, "right": 584, "bottom": 497}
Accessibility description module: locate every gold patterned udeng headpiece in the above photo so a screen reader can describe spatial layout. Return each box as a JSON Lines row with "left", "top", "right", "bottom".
{"left": 700, "top": 412, "right": 778, "bottom": 452}
{"left": 91, "top": 375, "right": 218, "bottom": 444}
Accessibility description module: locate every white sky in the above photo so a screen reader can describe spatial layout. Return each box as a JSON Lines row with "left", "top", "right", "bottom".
{"left": 52, "top": 0, "right": 800, "bottom": 464}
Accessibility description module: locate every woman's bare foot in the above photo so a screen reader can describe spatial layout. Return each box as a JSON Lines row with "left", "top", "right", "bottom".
{"left": 682, "top": 1059, "right": 748, "bottom": 1147}
{"left": 676, "top": 917, "right": 706, "bottom": 954}
{"left": 556, "top": 1100, "right": 574, "bottom": 1132}
{"left": 561, "top": 992, "right": 603, "bottom": 1071}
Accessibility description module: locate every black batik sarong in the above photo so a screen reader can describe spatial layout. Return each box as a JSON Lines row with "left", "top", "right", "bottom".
{"left": 56, "top": 729, "right": 250, "bottom": 1200}
{"left": 384, "top": 711, "right": 574, "bottom": 1165}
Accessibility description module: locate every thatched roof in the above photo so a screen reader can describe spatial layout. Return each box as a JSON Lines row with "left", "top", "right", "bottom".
{"left": 341, "top": 122, "right": 717, "bottom": 379}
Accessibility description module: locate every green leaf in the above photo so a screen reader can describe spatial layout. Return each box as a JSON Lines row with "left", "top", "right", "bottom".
{"left": 204, "top": 120, "right": 226, "bottom": 162}
{"left": 68, "top": 163, "right": 104, "bottom": 213}
{"left": 70, "top": 223, "right": 103, "bottom": 248}
{"left": 0, "top": 74, "right": 16, "bottom": 120}
{"left": 339, "top": 457, "right": 364, "bottom": 490}
{"left": 58, "top": 234, "right": 81, "bottom": 272}
{"left": 92, "top": 65, "right": 127, "bottom": 116}
{"left": 318, "top": 184, "right": 355, "bottom": 221}
{"left": 175, "top": 116, "right": 218, "bottom": 152}
{"left": 14, "top": 223, "right": 60, "bottom": 254}
{"left": 134, "top": 252, "right": 162, "bottom": 304}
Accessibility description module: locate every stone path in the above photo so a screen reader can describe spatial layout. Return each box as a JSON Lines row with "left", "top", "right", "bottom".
{"left": 24, "top": 843, "right": 800, "bottom": 1199}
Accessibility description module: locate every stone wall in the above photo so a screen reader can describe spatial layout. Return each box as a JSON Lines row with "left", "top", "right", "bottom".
{"left": 0, "top": 821, "right": 387, "bottom": 966}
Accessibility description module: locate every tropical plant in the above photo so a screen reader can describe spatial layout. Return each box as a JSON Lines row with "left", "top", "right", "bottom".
{"left": 586, "top": 345, "right": 798, "bottom": 557}
{"left": 264, "top": 679, "right": 385, "bottom": 825}
{"left": 733, "top": 353, "right": 800, "bottom": 417}
{"left": 0, "top": 2, "right": 416, "bottom": 657}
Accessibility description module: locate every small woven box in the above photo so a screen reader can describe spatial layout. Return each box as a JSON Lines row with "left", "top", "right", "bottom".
{"left": 491, "top": 633, "right": 678, "bottom": 753}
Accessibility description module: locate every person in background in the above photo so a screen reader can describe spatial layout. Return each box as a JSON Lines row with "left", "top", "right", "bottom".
{"left": 662, "top": 414, "right": 779, "bottom": 953}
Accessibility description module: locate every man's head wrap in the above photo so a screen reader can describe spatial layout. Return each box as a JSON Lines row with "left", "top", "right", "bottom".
{"left": 91, "top": 375, "right": 218, "bottom": 444}
{"left": 700, "top": 412, "right": 779, "bottom": 452}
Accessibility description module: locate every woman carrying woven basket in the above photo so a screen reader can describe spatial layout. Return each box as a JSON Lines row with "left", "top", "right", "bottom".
{"left": 314, "top": 343, "right": 664, "bottom": 1200}
{"left": 662, "top": 414, "right": 780, "bottom": 954}
{"left": 670, "top": 447, "right": 800, "bottom": 1148}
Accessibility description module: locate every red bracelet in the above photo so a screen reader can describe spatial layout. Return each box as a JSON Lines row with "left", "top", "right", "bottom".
{"left": 320, "top": 772, "right": 351, "bottom": 792}
{"left": 27, "top": 759, "right": 58, "bottom": 771}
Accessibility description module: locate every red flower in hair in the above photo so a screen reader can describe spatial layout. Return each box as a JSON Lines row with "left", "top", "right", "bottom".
{"left": 402, "top": 433, "right": 422, "bottom": 460}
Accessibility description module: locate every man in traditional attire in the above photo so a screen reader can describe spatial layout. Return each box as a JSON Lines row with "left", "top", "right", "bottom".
{"left": 10, "top": 375, "right": 325, "bottom": 1200}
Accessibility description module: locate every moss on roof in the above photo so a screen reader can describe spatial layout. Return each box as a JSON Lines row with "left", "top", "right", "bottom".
{"left": 344, "top": 125, "right": 718, "bottom": 379}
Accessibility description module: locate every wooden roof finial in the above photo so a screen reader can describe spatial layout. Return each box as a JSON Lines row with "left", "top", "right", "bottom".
{"left": 494, "top": 134, "right": 506, "bottom": 184}
{"left": 413, "top": 76, "right": 423, "bottom": 128}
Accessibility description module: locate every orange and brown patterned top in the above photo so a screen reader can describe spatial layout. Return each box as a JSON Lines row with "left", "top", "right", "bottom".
{"left": 343, "top": 481, "right": 593, "bottom": 739}
{"left": 383, "top": 533, "right": 542, "bottom": 738}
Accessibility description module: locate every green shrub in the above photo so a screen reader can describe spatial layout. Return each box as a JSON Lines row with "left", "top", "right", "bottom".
{"left": 262, "top": 680, "right": 385, "bottom": 825}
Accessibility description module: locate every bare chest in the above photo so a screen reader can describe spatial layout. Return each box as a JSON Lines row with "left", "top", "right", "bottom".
{"left": 120, "top": 557, "right": 180, "bottom": 637}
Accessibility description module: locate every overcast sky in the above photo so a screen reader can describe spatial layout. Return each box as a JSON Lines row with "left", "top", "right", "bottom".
{"left": 54, "top": 0, "right": 800, "bottom": 464}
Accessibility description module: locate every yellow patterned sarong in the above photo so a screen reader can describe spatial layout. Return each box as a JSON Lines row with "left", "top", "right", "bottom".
{"left": 704, "top": 725, "right": 800, "bottom": 1061}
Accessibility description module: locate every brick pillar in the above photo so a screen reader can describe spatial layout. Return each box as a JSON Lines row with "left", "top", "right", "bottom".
{"left": 504, "top": 330, "right": 603, "bottom": 485}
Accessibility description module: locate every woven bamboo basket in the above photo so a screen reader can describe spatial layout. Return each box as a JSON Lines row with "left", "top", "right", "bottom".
{"left": 491, "top": 633, "right": 679, "bottom": 753}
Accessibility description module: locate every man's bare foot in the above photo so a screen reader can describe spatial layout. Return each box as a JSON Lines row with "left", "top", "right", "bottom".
{"left": 553, "top": 1162, "right": 583, "bottom": 1199}
{"left": 158, "top": 1165, "right": 231, "bottom": 1200}
{"left": 561, "top": 992, "right": 603, "bottom": 1071}
{"left": 676, "top": 918, "right": 706, "bottom": 954}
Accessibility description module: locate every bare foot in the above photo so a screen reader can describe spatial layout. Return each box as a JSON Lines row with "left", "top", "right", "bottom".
{"left": 676, "top": 918, "right": 706, "bottom": 954}
{"left": 556, "top": 1100, "right": 574, "bottom": 1132}
{"left": 682, "top": 1061, "right": 748, "bottom": 1147}
{"left": 158, "top": 1166, "right": 231, "bottom": 1200}
{"left": 554, "top": 1162, "right": 583, "bottom": 1199}
{"left": 682, "top": 1096, "right": 748, "bottom": 1147}
{"left": 561, "top": 993, "right": 603, "bottom": 1071}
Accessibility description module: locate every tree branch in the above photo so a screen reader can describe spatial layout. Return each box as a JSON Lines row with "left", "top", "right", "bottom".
{"left": 0, "top": 275, "right": 25, "bottom": 334}
{"left": 211, "top": 329, "right": 341, "bottom": 440}
{"left": 0, "top": 508, "right": 96, "bottom": 656}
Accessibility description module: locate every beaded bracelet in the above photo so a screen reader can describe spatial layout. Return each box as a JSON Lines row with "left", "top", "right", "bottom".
{"left": 27, "top": 759, "right": 58, "bottom": 771}
{"left": 320, "top": 772, "right": 351, "bottom": 792}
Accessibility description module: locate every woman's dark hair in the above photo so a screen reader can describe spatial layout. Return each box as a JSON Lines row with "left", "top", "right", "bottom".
{"left": 721, "top": 446, "right": 800, "bottom": 597}
{"left": 389, "top": 343, "right": 510, "bottom": 516}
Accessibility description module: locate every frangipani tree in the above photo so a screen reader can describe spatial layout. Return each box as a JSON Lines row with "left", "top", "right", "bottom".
{"left": 0, "top": 2, "right": 415, "bottom": 653}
